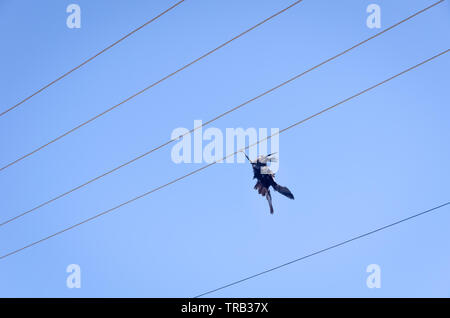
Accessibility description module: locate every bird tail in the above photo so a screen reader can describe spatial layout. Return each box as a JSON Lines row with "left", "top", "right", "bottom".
{"left": 273, "top": 182, "right": 295, "bottom": 199}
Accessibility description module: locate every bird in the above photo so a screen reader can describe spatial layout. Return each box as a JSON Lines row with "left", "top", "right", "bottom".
{"left": 243, "top": 152, "right": 294, "bottom": 214}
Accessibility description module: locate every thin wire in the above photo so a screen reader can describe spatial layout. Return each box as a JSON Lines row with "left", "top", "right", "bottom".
{"left": 0, "top": 0, "right": 186, "bottom": 117}
{"left": 194, "top": 201, "right": 450, "bottom": 297}
{"left": 0, "top": 49, "right": 447, "bottom": 260}
{"left": 0, "top": 1, "right": 443, "bottom": 228}
{"left": 0, "top": 0, "right": 306, "bottom": 172}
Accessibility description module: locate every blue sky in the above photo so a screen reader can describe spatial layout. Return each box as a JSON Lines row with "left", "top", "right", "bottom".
{"left": 0, "top": 0, "right": 449, "bottom": 297}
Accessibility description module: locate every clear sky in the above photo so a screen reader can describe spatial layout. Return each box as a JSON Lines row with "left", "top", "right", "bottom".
{"left": 0, "top": 0, "right": 449, "bottom": 297}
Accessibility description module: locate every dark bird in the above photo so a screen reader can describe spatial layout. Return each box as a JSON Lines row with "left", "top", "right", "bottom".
{"left": 243, "top": 152, "right": 294, "bottom": 214}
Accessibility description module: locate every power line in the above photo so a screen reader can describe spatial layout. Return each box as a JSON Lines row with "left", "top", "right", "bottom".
{"left": 0, "top": 49, "right": 447, "bottom": 260}
{"left": 0, "top": 1, "right": 443, "bottom": 228}
{"left": 194, "top": 201, "right": 450, "bottom": 297}
{"left": 0, "top": 0, "right": 306, "bottom": 172}
{"left": 0, "top": 0, "right": 186, "bottom": 117}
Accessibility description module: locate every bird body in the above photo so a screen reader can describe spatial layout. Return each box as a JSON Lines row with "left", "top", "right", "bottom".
{"left": 244, "top": 153, "right": 294, "bottom": 214}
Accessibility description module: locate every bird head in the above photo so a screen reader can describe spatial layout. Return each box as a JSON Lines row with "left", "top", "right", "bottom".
{"left": 241, "top": 151, "right": 277, "bottom": 166}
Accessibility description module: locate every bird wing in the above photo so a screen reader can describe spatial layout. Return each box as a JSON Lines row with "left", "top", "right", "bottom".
{"left": 273, "top": 183, "right": 294, "bottom": 200}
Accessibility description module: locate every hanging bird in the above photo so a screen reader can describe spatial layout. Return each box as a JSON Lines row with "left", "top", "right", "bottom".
{"left": 243, "top": 152, "right": 294, "bottom": 214}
